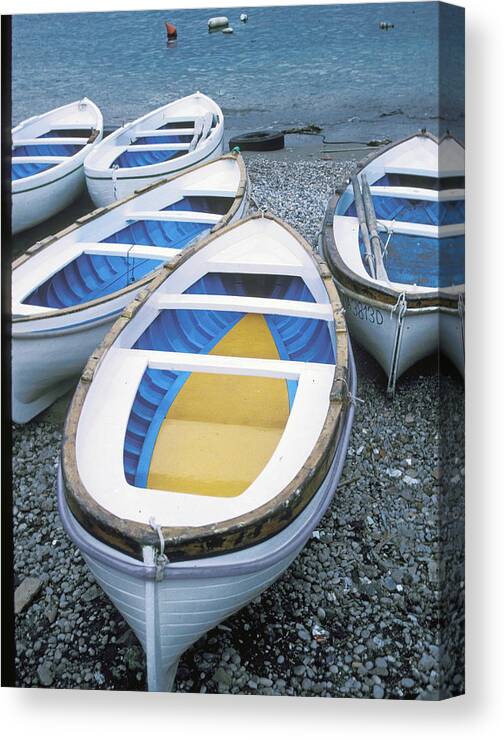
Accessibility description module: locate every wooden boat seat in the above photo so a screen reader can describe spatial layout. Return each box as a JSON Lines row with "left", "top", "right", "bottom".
{"left": 113, "top": 146, "right": 189, "bottom": 168}
{"left": 182, "top": 187, "right": 238, "bottom": 199}
{"left": 42, "top": 126, "right": 97, "bottom": 134}
{"left": 12, "top": 155, "right": 69, "bottom": 163}
{"left": 370, "top": 185, "right": 465, "bottom": 202}
{"left": 126, "top": 210, "right": 222, "bottom": 225}
{"left": 124, "top": 143, "right": 190, "bottom": 152}
{"left": 371, "top": 172, "right": 465, "bottom": 191}
{"left": 13, "top": 137, "right": 89, "bottom": 146}
{"left": 385, "top": 165, "right": 464, "bottom": 179}
{"left": 133, "top": 128, "right": 195, "bottom": 138}
{"left": 68, "top": 242, "right": 183, "bottom": 262}
{"left": 155, "top": 293, "right": 334, "bottom": 321}
{"left": 376, "top": 219, "right": 464, "bottom": 238}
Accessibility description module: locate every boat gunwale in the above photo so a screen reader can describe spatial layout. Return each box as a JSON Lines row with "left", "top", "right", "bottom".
{"left": 11, "top": 152, "right": 248, "bottom": 324}
{"left": 321, "top": 130, "right": 465, "bottom": 310}
{"left": 61, "top": 212, "right": 352, "bottom": 562}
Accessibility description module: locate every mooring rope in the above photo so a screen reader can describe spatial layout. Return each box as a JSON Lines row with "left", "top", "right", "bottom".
{"left": 149, "top": 517, "right": 169, "bottom": 579}
{"left": 335, "top": 376, "right": 364, "bottom": 405}
{"left": 378, "top": 218, "right": 396, "bottom": 261}
{"left": 149, "top": 517, "right": 165, "bottom": 556}
{"left": 390, "top": 291, "right": 407, "bottom": 320}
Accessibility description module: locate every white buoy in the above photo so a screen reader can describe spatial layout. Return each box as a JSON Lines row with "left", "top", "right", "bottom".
{"left": 222, "top": 27, "right": 234, "bottom": 34}
{"left": 208, "top": 16, "right": 229, "bottom": 30}
{"left": 240, "top": 13, "right": 248, "bottom": 23}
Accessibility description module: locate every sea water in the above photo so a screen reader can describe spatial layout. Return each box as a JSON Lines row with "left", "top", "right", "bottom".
{"left": 11, "top": 3, "right": 464, "bottom": 145}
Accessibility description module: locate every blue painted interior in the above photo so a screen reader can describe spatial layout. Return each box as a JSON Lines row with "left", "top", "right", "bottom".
{"left": 358, "top": 233, "right": 464, "bottom": 287}
{"left": 159, "top": 120, "right": 195, "bottom": 130}
{"left": 112, "top": 115, "right": 217, "bottom": 167}
{"left": 23, "top": 253, "right": 163, "bottom": 309}
{"left": 265, "top": 314, "right": 335, "bottom": 364}
{"left": 133, "top": 308, "right": 243, "bottom": 354}
{"left": 113, "top": 145, "right": 188, "bottom": 168}
{"left": 163, "top": 195, "right": 234, "bottom": 215}
{"left": 345, "top": 197, "right": 464, "bottom": 226}
{"left": 132, "top": 134, "right": 193, "bottom": 145}
{"left": 125, "top": 301, "right": 335, "bottom": 487}
{"left": 12, "top": 138, "right": 83, "bottom": 180}
{"left": 100, "top": 218, "right": 209, "bottom": 249}
{"left": 22, "top": 200, "right": 221, "bottom": 307}
{"left": 39, "top": 129, "right": 94, "bottom": 139}
{"left": 13, "top": 143, "right": 82, "bottom": 157}
{"left": 123, "top": 368, "right": 185, "bottom": 486}
{"left": 133, "top": 308, "right": 334, "bottom": 365}
{"left": 185, "top": 272, "right": 316, "bottom": 302}
{"left": 372, "top": 173, "right": 465, "bottom": 190}
{"left": 344, "top": 184, "right": 465, "bottom": 287}
{"left": 12, "top": 161, "right": 57, "bottom": 180}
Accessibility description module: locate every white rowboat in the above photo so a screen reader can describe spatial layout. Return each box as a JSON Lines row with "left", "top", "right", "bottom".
{"left": 84, "top": 92, "right": 224, "bottom": 207}
{"left": 11, "top": 98, "right": 103, "bottom": 234}
{"left": 12, "top": 154, "right": 248, "bottom": 423}
{"left": 321, "top": 131, "right": 464, "bottom": 394}
{"left": 58, "top": 213, "right": 355, "bottom": 692}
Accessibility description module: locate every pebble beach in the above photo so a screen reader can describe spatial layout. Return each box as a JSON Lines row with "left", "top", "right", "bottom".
{"left": 11, "top": 153, "right": 465, "bottom": 699}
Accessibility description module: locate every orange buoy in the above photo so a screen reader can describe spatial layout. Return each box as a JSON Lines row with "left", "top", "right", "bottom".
{"left": 165, "top": 21, "right": 177, "bottom": 39}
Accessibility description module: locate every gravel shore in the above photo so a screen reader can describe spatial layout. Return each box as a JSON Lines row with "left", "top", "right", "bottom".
{"left": 12, "top": 154, "right": 465, "bottom": 698}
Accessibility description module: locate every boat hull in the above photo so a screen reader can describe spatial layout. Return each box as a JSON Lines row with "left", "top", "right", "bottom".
{"left": 12, "top": 298, "right": 129, "bottom": 424}
{"left": 82, "top": 536, "right": 304, "bottom": 692}
{"left": 335, "top": 282, "right": 464, "bottom": 386}
{"left": 12, "top": 163, "right": 87, "bottom": 235}
{"left": 86, "top": 139, "right": 224, "bottom": 207}
{"left": 320, "top": 132, "right": 465, "bottom": 392}
{"left": 440, "top": 306, "right": 465, "bottom": 376}
{"left": 11, "top": 98, "right": 103, "bottom": 234}
{"left": 57, "top": 348, "right": 356, "bottom": 692}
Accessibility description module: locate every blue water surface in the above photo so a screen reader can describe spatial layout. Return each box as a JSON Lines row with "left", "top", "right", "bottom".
{"left": 12, "top": 3, "right": 464, "bottom": 142}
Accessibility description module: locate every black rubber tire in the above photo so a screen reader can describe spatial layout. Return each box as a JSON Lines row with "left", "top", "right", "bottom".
{"left": 229, "top": 130, "right": 285, "bottom": 152}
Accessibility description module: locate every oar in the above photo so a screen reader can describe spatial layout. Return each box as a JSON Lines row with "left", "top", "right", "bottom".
{"left": 351, "top": 175, "right": 376, "bottom": 279}
{"left": 361, "top": 174, "right": 389, "bottom": 283}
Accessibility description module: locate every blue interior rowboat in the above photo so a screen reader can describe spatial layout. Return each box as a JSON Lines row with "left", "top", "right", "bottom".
{"left": 58, "top": 211, "right": 354, "bottom": 692}
{"left": 321, "top": 131, "right": 465, "bottom": 392}
{"left": 11, "top": 154, "right": 248, "bottom": 424}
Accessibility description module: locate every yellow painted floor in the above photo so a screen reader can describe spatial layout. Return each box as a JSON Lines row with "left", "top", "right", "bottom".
{"left": 147, "top": 314, "right": 290, "bottom": 497}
